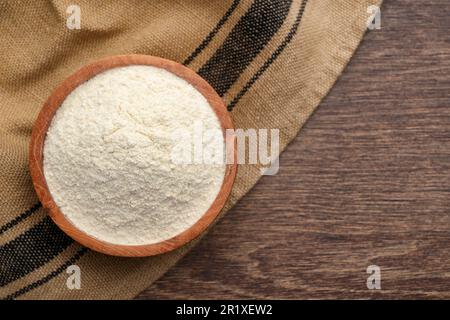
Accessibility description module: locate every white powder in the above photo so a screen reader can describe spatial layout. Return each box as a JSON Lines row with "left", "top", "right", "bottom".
{"left": 43, "top": 65, "right": 225, "bottom": 245}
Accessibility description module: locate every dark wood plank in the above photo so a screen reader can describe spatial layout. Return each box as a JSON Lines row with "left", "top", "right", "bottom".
{"left": 138, "top": 0, "right": 450, "bottom": 299}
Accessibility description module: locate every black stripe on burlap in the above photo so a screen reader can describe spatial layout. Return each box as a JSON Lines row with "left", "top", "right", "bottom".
{"left": 198, "top": 0, "right": 293, "bottom": 96}
{"left": 4, "top": 248, "right": 88, "bottom": 300}
{"left": 183, "top": 0, "right": 241, "bottom": 66}
{"left": 0, "top": 203, "right": 42, "bottom": 235}
{"left": 0, "top": 216, "right": 73, "bottom": 287}
{"left": 228, "top": 0, "right": 308, "bottom": 111}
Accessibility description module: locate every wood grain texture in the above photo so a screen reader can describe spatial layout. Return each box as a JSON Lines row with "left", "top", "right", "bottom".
{"left": 29, "top": 54, "right": 237, "bottom": 257}
{"left": 138, "top": 0, "right": 450, "bottom": 299}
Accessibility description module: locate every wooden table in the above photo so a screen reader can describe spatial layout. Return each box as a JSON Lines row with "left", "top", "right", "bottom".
{"left": 138, "top": 0, "right": 450, "bottom": 299}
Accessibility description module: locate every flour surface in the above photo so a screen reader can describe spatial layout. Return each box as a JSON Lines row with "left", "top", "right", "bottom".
{"left": 43, "top": 65, "right": 225, "bottom": 245}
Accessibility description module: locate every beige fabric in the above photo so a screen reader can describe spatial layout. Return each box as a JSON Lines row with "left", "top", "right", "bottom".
{"left": 0, "top": 0, "right": 382, "bottom": 299}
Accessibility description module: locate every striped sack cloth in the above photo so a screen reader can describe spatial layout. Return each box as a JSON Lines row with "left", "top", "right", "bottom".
{"left": 0, "top": 0, "right": 381, "bottom": 299}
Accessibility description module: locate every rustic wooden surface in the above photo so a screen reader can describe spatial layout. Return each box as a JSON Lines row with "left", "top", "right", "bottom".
{"left": 138, "top": 0, "right": 450, "bottom": 299}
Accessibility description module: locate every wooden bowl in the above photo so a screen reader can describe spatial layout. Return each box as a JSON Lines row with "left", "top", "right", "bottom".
{"left": 29, "top": 54, "right": 237, "bottom": 257}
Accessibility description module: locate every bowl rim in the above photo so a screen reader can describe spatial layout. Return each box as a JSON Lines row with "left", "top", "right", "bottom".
{"left": 29, "top": 54, "right": 237, "bottom": 257}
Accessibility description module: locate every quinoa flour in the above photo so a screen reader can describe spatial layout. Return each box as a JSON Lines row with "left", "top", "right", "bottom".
{"left": 43, "top": 65, "right": 226, "bottom": 245}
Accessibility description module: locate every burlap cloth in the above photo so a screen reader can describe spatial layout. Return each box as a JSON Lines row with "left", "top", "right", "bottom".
{"left": 0, "top": 0, "right": 382, "bottom": 299}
